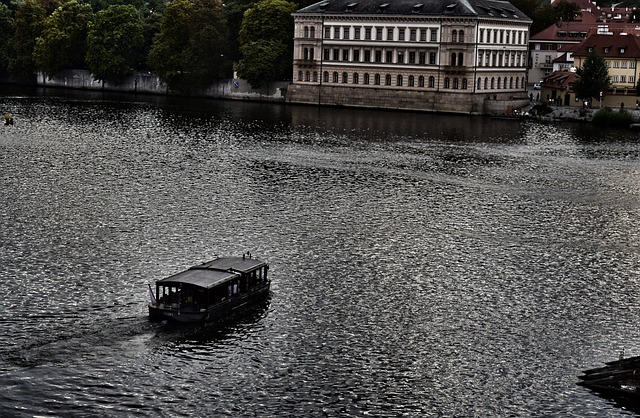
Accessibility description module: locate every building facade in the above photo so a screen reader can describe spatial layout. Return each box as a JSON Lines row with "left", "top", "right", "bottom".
{"left": 288, "top": 0, "right": 532, "bottom": 115}
{"left": 529, "top": 0, "right": 640, "bottom": 83}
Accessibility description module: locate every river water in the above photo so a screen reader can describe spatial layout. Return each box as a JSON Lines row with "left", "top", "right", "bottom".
{"left": 1, "top": 86, "right": 639, "bottom": 417}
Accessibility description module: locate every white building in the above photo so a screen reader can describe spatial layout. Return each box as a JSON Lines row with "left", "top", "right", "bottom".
{"left": 288, "top": 0, "right": 532, "bottom": 115}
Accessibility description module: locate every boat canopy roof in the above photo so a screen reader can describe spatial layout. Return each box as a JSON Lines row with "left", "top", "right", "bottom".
{"left": 156, "top": 257, "right": 268, "bottom": 289}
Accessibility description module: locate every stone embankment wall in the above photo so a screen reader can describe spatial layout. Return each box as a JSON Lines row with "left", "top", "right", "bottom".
{"left": 34, "top": 70, "right": 289, "bottom": 101}
{"left": 287, "top": 83, "right": 530, "bottom": 116}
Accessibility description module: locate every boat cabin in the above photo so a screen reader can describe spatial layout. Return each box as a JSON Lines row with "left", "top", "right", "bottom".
{"left": 149, "top": 255, "right": 270, "bottom": 322}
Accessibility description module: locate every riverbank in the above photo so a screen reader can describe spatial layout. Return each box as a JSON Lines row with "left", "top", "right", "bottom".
{"left": 525, "top": 102, "right": 640, "bottom": 126}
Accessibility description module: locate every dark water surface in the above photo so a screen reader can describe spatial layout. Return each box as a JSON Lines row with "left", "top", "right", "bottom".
{"left": 1, "top": 86, "right": 639, "bottom": 417}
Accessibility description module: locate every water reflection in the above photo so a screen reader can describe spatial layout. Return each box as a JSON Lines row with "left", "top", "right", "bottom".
{"left": 1, "top": 87, "right": 639, "bottom": 417}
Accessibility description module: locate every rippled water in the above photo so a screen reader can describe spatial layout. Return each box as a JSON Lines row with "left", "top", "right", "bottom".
{"left": 1, "top": 86, "right": 639, "bottom": 417}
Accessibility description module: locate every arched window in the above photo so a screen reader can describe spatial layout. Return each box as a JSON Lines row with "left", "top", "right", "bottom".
{"left": 397, "top": 75, "right": 403, "bottom": 86}
{"left": 375, "top": 74, "right": 381, "bottom": 85}
{"left": 458, "top": 30, "right": 464, "bottom": 43}
{"left": 428, "top": 76, "right": 434, "bottom": 88}
{"left": 353, "top": 73, "right": 359, "bottom": 84}
{"left": 462, "top": 78, "right": 468, "bottom": 89}
{"left": 419, "top": 76, "right": 425, "bottom": 87}
{"left": 385, "top": 74, "right": 391, "bottom": 85}
{"left": 515, "top": 77, "right": 519, "bottom": 89}
{"left": 304, "top": 48, "right": 309, "bottom": 60}
{"left": 504, "top": 77, "right": 508, "bottom": 89}
{"left": 310, "top": 48, "right": 314, "bottom": 60}
{"left": 305, "top": 71, "right": 310, "bottom": 81}
{"left": 451, "top": 53, "right": 457, "bottom": 66}
{"left": 304, "top": 26, "right": 309, "bottom": 38}
{"left": 477, "top": 78, "right": 481, "bottom": 90}
{"left": 408, "top": 75, "right": 415, "bottom": 87}
{"left": 364, "top": 73, "right": 370, "bottom": 84}
{"left": 342, "top": 72, "right": 348, "bottom": 83}
{"left": 521, "top": 77, "right": 525, "bottom": 88}
{"left": 453, "top": 78, "right": 459, "bottom": 89}
{"left": 491, "top": 77, "right": 494, "bottom": 89}
{"left": 333, "top": 72, "right": 338, "bottom": 83}
{"left": 323, "top": 71, "right": 329, "bottom": 82}
{"left": 452, "top": 29, "right": 457, "bottom": 43}
{"left": 313, "top": 72, "right": 318, "bottom": 82}
{"left": 458, "top": 53, "right": 463, "bottom": 66}
{"left": 497, "top": 77, "right": 501, "bottom": 89}
{"left": 444, "top": 77, "right": 450, "bottom": 88}
{"left": 484, "top": 77, "right": 488, "bottom": 89}
{"left": 510, "top": 77, "right": 513, "bottom": 89}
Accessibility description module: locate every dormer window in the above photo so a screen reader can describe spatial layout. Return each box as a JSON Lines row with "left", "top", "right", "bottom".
{"left": 588, "top": 47, "right": 593, "bottom": 52}
{"left": 413, "top": 3, "right": 423, "bottom": 13}
{"left": 346, "top": 2, "right": 357, "bottom": 12}
{"left": 620, "top": 47, "right": 626, "bottom": 53}
{"left": 379, "top": 3, "right": 389, "bottom": 12}
{"left": 604, "top": 47, "right": 610, "bottom": 53}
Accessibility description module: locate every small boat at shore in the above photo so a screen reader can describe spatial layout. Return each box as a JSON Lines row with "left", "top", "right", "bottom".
{"left": 148, "top": 254, "right": 270, "bottom": 323}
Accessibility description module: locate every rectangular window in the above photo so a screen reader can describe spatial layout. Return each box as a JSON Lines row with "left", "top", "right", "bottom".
{"left": 621, "top": 61, "right": 627, "bottom": 68}
{"left": 630, "top": 75, "right": 635, "bottom": 83}
{"left": 376, "top": 27, "right": 383, "bottom": 40}
{"left": 364, "top": 50, "right": 371, "bottom": 61}
{"left": 375, "top": 50, "right": 382, "bottom": 62}
{"left": 333, "top": 49, "right": 339, "bottom": 60}
{"left": 409, "top": 51, "right": 416, "bottom": 64}
{"left": 419, "top": 52, "right": 426, "bottom": 64}
{"left": 479, "top": 29, "right": 484, "bottom": 43}
{"left": 620, "top": 75, "right": 626, "bottom": 83}
{"left": 397, "top": 51, "right": 404, "bottom": 63}
{"left": 387, "top": 28, "right": 394, "bottom": 40}
{"left": 343, "top": 49, "right": 349, "bottom": 61}
{"left": 613, "top": 61, "right": 619, "bottom": 68}
{"left": 631, "top": 61, "right": 636, "bottom": 69}
{"left": 386, "top": 51, "right": 392, "bottom": 63}
{"left": 365, "top": 27, "right": 371, "bottom": 40}
{"left": 410, "top": 29, "right": 417, "bottom": 41}
{"left": 324, "top": 27, "right": 331, "bottom": 38}
{"left": 613, "top": 75, "right": 619, "bottom": 82}
{"left": 430, "top": 29, "right": 437, "bottom": 41}
{"left": 420, "top": 29, "right": 427, "bottom": 41}
{"left": 353, "top": 49, "right": 360, "bottom": 62}
{"left": 323, "top": 49, "right": 330, "bottom": 60}
{"left": 399, "top": 28, "right": 405, "bottom": 41}
{"left": 429, "top": 52, "right": 436, "bottom": 65}
{"left": 354, "top": 27, "right": 361, "bottom": 40}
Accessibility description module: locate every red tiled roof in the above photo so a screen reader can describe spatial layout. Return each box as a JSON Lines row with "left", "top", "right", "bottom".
{"left": 542, "top": 70, "right": 579, "bottom": 90}
{"left": 572, "top": 33, "right": 640, "bottom": 58}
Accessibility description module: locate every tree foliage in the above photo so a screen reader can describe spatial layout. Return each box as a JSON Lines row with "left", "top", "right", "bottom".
{"left": 236, "top": 0, "right": 296, "bottom": 89}
{"left": 33, "top": 0, "right": 93, "bottom": 76}
{"left": 9, "top": 0, "right": 46, "bottom": 83}
{"left": 148, "top": 0, "right": 229, "bottom": 92}
{"left": 0, "top": 3, "right": 13, "bottom": 74}
{"left": 86, "top": 4, "right": 143, "bottom": 83}
{"left": 574, "top": 51, "right": 610, "bottom": 101}
{"left": 509, "top": 0, "right": 581, "bottom": 35}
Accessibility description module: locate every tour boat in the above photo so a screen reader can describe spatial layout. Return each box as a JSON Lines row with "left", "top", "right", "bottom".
{"left": 148, "top": 254, "right": 270, "bottom": 323}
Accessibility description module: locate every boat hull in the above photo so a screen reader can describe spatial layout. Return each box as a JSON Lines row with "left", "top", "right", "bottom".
{"left": 149, "top": 283, "right": 270, "bottom": 323}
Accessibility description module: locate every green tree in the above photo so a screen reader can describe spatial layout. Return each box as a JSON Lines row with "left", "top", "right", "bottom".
{"left": 574, "top": 51, "right": 610, "bottom": 101}
{"left": 0, "top": 3, "right": 13, "bottom": 74}
{"left": 9, "top": 0, "right": 46, "bottom": 83}
{"left": 185, "top": 0, "right": 229, "bottom": 82}
{"left": 236, "top": 0, "right": 296, "bottom": 89}
{"left": 138, "top": 0, "right": 165, "bottom": 71}
{"left": 33, "top": 0, "right": 93, "bottom": 76}
{"left": 148, "top": 0, "right": 228, "bottom": 92}
{"left": 86, "top": 4, "right": 143, "bottom": 83}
